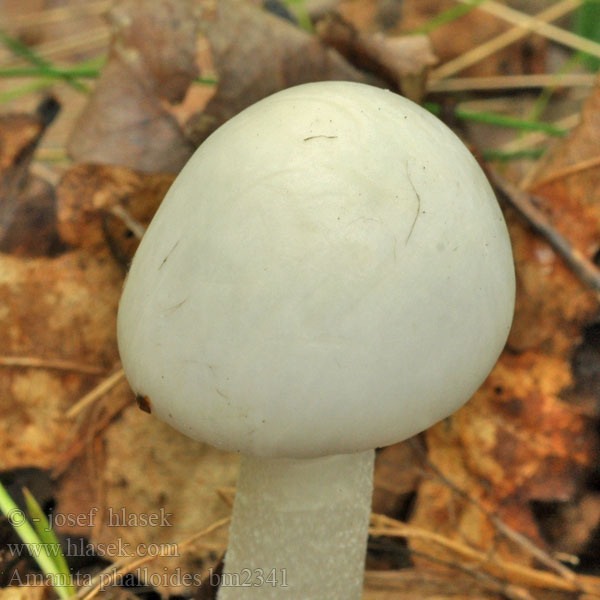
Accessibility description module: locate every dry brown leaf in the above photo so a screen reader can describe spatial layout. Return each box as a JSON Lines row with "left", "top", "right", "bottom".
{"left": 402, "top": 0, "right": 545, "bottom": 76}
{"left": 0, "top": 586, "right": 46, "bottom": 600}
{"left": 0, "top": 174, "right": 61, "bottom": 257}
{"left": 0, "top": 105, "right": 62, "bottom": 256}
{"left": 409, "top": 267, "right": 597, "bottom": 566}
{"left": 528, "top": 81, "right": 600, "bottom": 255}
{"left": 338, "top": 0, "right": 546, "bottom": 77}
{"left": 463, "top": 353, "right": 591, "bottom": 505}
{"left": 508, "top": 85, "right": 600, "bottom": 356}
{"left": 407, "top": 83, "right": 600, "bottom": 573}
{"left": 0, "top": 249, "right": 122, "bottom": 470}
{"left": 2, "top": 153, "right": 233, "bottom": 597}
{"left": 68, "top": 0, "right": 198, "bottom": 173}
{"left": 506, "top": 211, "right": 598, "bottom": 356}
{"left": 0, "top": 247, "right": 228, "bottom": 597}
{"left": 187, "top": 0, "right": 372, "bottom": 144}
{"left": 55, "top": 404, "right": 238, "bottom": 596}
{"left": 317, "top": 13, "right": 437, "bottom": 101}
{"left": 56, "top": 164, "right": 173, "bottom": 252}
{"left": 108, "top": 0, "right": 199, "bottom": 104}
{"left": 0, "top": 114, "right": 41, "bottom": 173}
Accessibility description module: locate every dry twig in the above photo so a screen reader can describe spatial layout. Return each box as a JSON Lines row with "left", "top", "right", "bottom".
{"left": 53, "top": 392, "right": 132, "bottom": 478}
{"left": 0, "top": 28, "right": 109, "bottom": 67}
{"left": 408, "top": 440, "right": 579, "bottom": 585}
{"left": 488, "top": 169, "right": 600, "bottom": 296}
{"left": 430, "top": 0, "right": 582, "bottom": 81}
{"left": 109, "top": 204, "right": 146, "bottom": 239}
{"left": 429, "top": 73, "right": 595, "bottom": 92}
{"left": 0, "top": 356, "right": 105, "bottom": 375}
{"left": 527, "top": 155, "right": 600, "bottom": 191}
{"left": 370, "top": 513, "right": 600, "bottom": 595}
{"left": 77, "top": 517, "right": 231, "bottom": 600}
{"left": 7, "top": 1, "right": 111, "bottom": 29}
{"left": 462, "top": 0, "right": 600, "bottom": 59}
{"left": 408, "top": 547, "right": 537, "bottom": 600}
{"left": 67, "top": 367, "right": 127, "bottom": 418}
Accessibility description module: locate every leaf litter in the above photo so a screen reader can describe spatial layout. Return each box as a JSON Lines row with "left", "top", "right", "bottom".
{"left": 2, "top": 1, "right": 600, "bottom": 599}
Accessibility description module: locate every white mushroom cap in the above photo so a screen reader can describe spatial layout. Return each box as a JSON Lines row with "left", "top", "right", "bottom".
{"left": 117, "top": 81, "right": 515, "bottom": 459}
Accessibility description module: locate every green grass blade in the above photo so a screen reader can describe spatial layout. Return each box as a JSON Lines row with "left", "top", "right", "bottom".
{"left": 0, "top": 481, "right": 74, "bottom": 599}
{"left": 0, "top": 55, "right": 211, "bottom": 93}
{"left": 455, "top": 107, "right": 567, "bottom": 135}
{"left": 574, "top": 0, "right": 600, "bottom": 69}
{"left": 482, "top": 147, "right": 546, "bottom": 161}
{"left": 23, "top": 487, "right": 74, "bottom": 593}
{"left": 0, "top": 29, "right": 87, "bottom": 92}
{"left": 195, "top": 75, "right": 218, "bottom": 86}
{"left": 0, "top": 66, "right": 100, "bottom": 78}
{"left": 282, "top": 0, "right": 314, "bottom": 32}
{"left": 410, "top": 0, "right": 487, "bottom": 34}
{"left": 0, "top": 29, "right": 50, "bottom": 69}
{"left": 75, "top": 55, "right": 106, "bottom": 70}
{"left": 425, "top": 102, "right": 567, "bottom": 136}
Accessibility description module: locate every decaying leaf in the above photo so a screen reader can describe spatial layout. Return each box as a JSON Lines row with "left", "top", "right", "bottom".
{"left": 528, "top": 79, "right": 600, "bottom": 248}
{"left": 465, "top": 353, "right": 591, "bottom": 504}
{"left": 405, "top": 83, "right": 600, "bottom": 573}
{"left": 338, "top": 0, "right": 546, "bottom": 77}
{"left": 316, "top": 13, "right": 437, "bottom": 101}
{"left": 412, "top": 351, "right": 594, "bottom": 556}
{"left": 187, "top": 0, "right": 372, "bottom": 144}
{"left": 508, "top": 83, "right": 600, "bottom": 357}
{"left": 0, "top": 114, "right": 41, "bottom": 173}
{"left": 56, "top": 164, "right": 173, "bottom": 254}
{"left": 108, "top": 0, "right": 199, "bottom": 104}
{"left": 506, "top": 208, "right": 598, "bottom": 357}
{"left": 0, "top": 249, "right": 122, "bottom": 470}
{"left": 0, "top": 232, "right": 236, "bottom": 597}
{"left": 68, "top": 0, "right": 198, "bottom": 173}
{"left": 2, "top": 4, "right": 600, "bottom": 599}
{"left": 0, "top": 100, "right": 62, "bottom": 256}
{"left": 0, "top": 174, "right": 61, "bottom": 257}
{"left": 0, "top": 586, "right": 46, "bottom": 600}
{"left": 55, "top": 404, "right": 238, "bottom": 596}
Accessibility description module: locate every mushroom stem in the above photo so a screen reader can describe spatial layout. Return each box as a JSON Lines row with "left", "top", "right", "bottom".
{"left": 219, "top": 449, "right": 375, "bottom": 599}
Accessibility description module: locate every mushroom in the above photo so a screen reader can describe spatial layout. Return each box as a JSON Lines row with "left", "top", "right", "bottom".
{"left": 117, "top": 81, "right": 515, "bottom": 599}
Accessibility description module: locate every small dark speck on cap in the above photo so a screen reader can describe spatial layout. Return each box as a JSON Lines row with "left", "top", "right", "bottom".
{"left": 136, "top": 395, "right": 152, "bottom": 414}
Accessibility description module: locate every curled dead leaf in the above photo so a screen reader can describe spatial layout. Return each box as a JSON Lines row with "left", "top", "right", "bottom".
{"left": 187, "top": 0, "right": 372, "bottom": 144}
{"left": 68, "top": 0, "right": 198, "bottom": 172}
{"left": 317, "top": 13, "right": 437, "bottom": 101}
{"left": 56, "top": 164, "right": 173, "bottom": 256}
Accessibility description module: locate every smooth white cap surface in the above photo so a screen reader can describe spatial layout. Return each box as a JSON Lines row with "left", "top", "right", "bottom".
{"left": 117, "top": 81, "right": 515, "bottom": 459}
